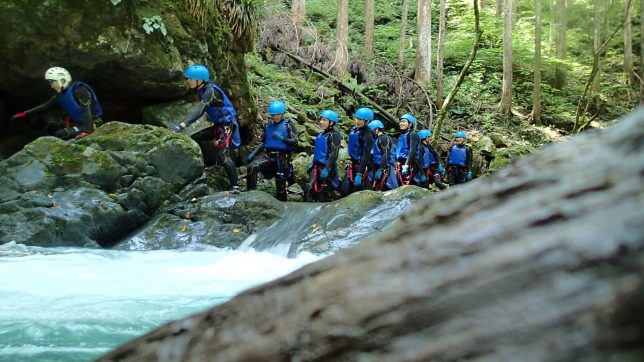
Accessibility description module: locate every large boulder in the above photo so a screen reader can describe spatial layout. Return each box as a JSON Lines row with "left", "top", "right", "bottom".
{"left": 97, "top": 109, "right": 644, "bottom": 361}
{"left": 0, "top": 0, "right": 257, "bottom": 124}
{"left": 0, "top": 122, "right": 203, "bottom": 247}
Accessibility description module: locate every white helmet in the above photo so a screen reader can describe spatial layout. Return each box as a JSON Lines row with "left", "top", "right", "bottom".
{"left": 45, "top": 67, "right": 72, "bottom": 89}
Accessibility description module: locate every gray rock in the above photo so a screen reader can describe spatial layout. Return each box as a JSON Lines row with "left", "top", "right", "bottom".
{"left": 0, "top": 122, "right": 203, "bottom": 247}
{"left": 97, "top": 110, "right": 644, "bottom": 361}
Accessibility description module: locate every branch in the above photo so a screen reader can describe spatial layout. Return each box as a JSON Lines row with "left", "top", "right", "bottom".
{"left": 431, "top": 0, "right": 482, "bottom": 145}
{"left": 281, "top": 49, "right": 399, "bottom": 128}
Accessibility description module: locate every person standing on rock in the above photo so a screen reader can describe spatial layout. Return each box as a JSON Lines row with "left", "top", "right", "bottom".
{"left": 395, "top": 114, "right": 420, "bottom": 187}
{"left": 340, "top": 107, "right": 374, "bottom": 197}
{"left": 170, "top": 64, "right": 241, "bottom": 193}
{"left": 417, "top": 129, "right": 446, "bottom": 189}
{"left": 304, "top": 109, "right": 343, "bottom": 202}
{"left": 245, "top": 100, "right": 298, "bottom": 201}
{"left": 446, "top": 131, "right": 473, "bottom": 185}
{"left": 367, "top": 120, "right": 398, "bottom": 191}
{"left": 10, "top": 67, "right": 103, "bottom": 140}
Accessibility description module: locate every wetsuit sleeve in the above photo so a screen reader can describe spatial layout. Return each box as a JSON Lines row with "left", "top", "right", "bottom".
{"left": 406, "top": 132, "right": 420, "bottom": 166}
{"left": 324, "top": 131, "right": 342, "bottom": 171}
{"left": 378, "top": 135, "right": 392, "bottom": 170}
{"left": 283, "top": 120, "right": 299, "bottom": 146}
{"left": 183, "top": 86, "right": 224, "bottom": 126}
{"left": 466, "top": 146, "right": 473, "bottom": 172}
{"left": 24, "top": 95, "right": 58, "bottom": 116}
{"left": 74, "top": 85, "right": 94, "bottom": 132}
{"left": 358, "top": 130, "right": 374, "bottom": 174}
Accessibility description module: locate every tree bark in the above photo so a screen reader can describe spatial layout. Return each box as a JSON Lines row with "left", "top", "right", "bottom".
{"left": 532, "top": 0, "right": 542, "bottom": 125}
{"left": 365, "top": 0, "right": 375, "bottom": 59}
{"left": 436, "top": 0, "right": 447, "bottom": 108}
{"left": 592, "top": 0, "right": 601, "bottom": 96}
{"left": 501, "top": 0, "right": 513, "bottom": 116}
{"left": 334, "top": 0, "right": 349, "bottom": 78}
{"left": 415, "top": 0, "right": 432, "bottom": 83}
{"left": 291, "top": 0, "right": 306, "bottom": 27}
{"left": 624, "top": 0, "right": 633, "bottom": 86}
{"left": 496, "top": 0, "right": 502, "bottom": 15}
{"left": 97, "top": 109, "right": 644, "bottom": 362}
{"left": 399, "top": 0, "right": 410, "bottom": 68}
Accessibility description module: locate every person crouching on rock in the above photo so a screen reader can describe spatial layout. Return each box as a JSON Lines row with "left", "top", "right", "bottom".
{"left": 11, "top": 67, "right": 103, "bottom": 140}
{"left": 304, "top": 109, "right": 343, "bottom": 202}
{"left": 246, "top": 100, "right": 299, "bottom": 201}
{"left": 170, "top": 64, "right": 241, "bottom": 193}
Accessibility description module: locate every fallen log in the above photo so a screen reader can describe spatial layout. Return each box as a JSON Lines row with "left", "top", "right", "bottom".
{"left": 97, "top": 109, "right": 644, "bottom": 361}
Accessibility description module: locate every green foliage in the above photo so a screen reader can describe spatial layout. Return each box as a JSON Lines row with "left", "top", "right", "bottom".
{"left": 142, "top": 15, "right": 167, "bottom": 36}
{"left": 110, "top": 0, "right": 122, "bottom": 5}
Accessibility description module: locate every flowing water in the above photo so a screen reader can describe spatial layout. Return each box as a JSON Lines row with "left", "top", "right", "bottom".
{"left": 0, "top": 243, "right": 320, "bottom": 362}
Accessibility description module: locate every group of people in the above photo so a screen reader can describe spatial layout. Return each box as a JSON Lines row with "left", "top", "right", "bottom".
{"left": 11, "top": 64, "right": 474, "bottom": 201}
{"left": 247, "top": 101, "right": 474, "bottom": 202}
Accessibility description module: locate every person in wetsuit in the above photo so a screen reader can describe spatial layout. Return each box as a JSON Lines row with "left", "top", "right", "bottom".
{"left": 367, "top": 120, "right": 398, "bottom": 191}
{"left": 446, "top": 131, "right": 474, "bottom": 185}
{"left": 394, "top": 113, "right": 420, "bottom": 187}
{"left": 11, "top": 67, "right": 103, "bottom": 140}
{"left": 417, "top": 129, "right": 446, "bottom": 189}
{"left": 304, "top": 109, "right": 343, "bottom": 202}
{"left": 246, "top": 100, "right": 299, "bottom": 201}
{"left": 341, "top": 107, "right": 374, "bottom": 196}
{"left": 170, "top": 64, "right": 241, "bottom": 193}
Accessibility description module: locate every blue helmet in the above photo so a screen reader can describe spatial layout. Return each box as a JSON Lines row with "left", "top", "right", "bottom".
{"left": 185, "top": 64, "right": 210, "bottom": 81}
{"left": 354, "top": 107, "right": 374, "bottom": 121}
{"left": 418, "top": 129, "right": 432, "bottom": 139}
{"left": 368, "top": 119, "right": 384, "bottom": 131}
{"left": 454, "top": 131, "right": 467, "bottom": 139}
{"left": 319, "top": 109, "right": 339, "bottom": 125}
{"left": 399, "top": 113, "right": 416, "bottom": 125}
{"left": 268, "top": 100, "right": 286, "bottom": 115}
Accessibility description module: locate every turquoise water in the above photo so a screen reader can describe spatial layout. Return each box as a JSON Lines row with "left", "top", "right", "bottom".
{"left": 0, "top": 243, "right": 319, "bottom": 362}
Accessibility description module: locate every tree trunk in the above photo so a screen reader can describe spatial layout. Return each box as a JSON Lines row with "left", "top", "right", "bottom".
{"left": 548, "top": 0, "right": 554, "bottom": 54}
{"left": 554, "top": 0, "right": 567, "bottom": 87}
{"left": 532, "top": 0, "right": 542, "bottom": 125}
{"left": 399, "top": 0, "right": 410, "bottom": 67}
{"left": 365, "top": 0, "right": 375, "bottom": 59}
{"left": 501, "top": 0, "right": 513, "bottom": 116}
{"left": 415, "top": 0, "right": 432, "bottom": 83}
{"left": 334, "top": 0, "right": 349, "bottom": 78}
{"left": 496, "top": 0, "right": 502, "bottom": 15}
{"left": 291, "top": 0, "right": 306, "bottom": 27}
{"left": 97, "top": 109, "right": 644, "bottom": 362}
{"left": 624, "top": 0, "right": 633, "bottom": 86}
{"left": 436, "top": 0, "right": 447, "bottom": 108}
{"left": 592, "top": 0, "right": 601, "bottom": 96}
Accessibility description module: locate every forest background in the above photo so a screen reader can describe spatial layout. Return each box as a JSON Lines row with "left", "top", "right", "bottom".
{"left": 243, "top": 0, "right": 639, "bottom": 172}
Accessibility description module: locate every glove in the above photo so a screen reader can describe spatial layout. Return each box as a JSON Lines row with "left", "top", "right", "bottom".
{"left": 170, "top": 124, "right": 184, "bottom": 132}
{"left": 271, "top": 132, "right": 285, "bottom": 141}
{"left": 11, "top": 112, "right": 27, "bottom": 121}
{"left": 466, "top": 172, "right": 473, "bottom": 181}
{"left": 421, "top": 175, "right": 427, "bottom": 183}
{"left": 354, "top": 174, "right": 362, "bottom": 187}
{"left": 246, "top": 151, "right": 256, "bottom": 163}
{"left": 374, "top": 169, "right": 383, "bottom": 180}
{"left": 320, "top": 168, "right": 329, "bottom": 180}
{"left": 401, "top": 165, "right": 409, "bottom": 176}
{"left": 438, "top": 165, "right": 445, "bottom": 175}
{"left": 75, "top": 132, "right": 90, "bottom": 139}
